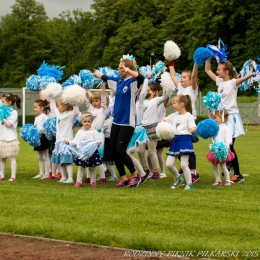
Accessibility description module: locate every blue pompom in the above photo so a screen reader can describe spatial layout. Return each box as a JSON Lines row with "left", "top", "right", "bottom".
{"left": 77, "top": 139, "right": 99, "bottom": 160}
{"left": 193, "top": 47, "right": 214, "bottom": 66}
{"left": 26, "top": 75, "right": 56, "bottom": 91}
{"left": 196, "top": 119, "right": 219, "bottom": 139}
{"left": 37, "top": 61, "right": 64, "bottom": 81}
{"left": 139, "top": 65, "right": 152, "bottom": 78}
{"left": 202, "top": 91, "right": 222, "bottom": 111}
{"left": 239, "top": 59, "right": 254, "bottom": 91}
{"left": 20, "top": 124, "right": 42, "bottom": 147}
{"left": 210, "top": 141, "right": 229, "bottom": 162}
{"left": 73, "top": 113, "right": 82, "bottom": 129}
{"left": 0, "top": 103, "right": 13, "bottom": 121}
{"left": 54, "top": 140, "right": 77, "bottom": 156}
{"left": 20, "top": 124, "right": 34, "bottom": 142}
{"left": 79, "top": 69, "right": 94, "bottom": 89}
{"left": 206, "top": 38, "right": 229, "bottom": 63}
{"left": 43, "top": 117, "right": 57, "bottom": 140}
{"left": 61, "top": 75, "right": 82, "bottom": 89}
{"left": 152, "top": 61, "right": 166, "bottom": 80}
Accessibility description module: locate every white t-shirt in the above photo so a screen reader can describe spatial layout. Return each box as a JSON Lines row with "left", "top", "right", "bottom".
{"left": 212, "top": 123, "right": 232, "bottom": 148}
{"left": 102, "top": 116, "right": 113, "bottom": 138}
{"left": 216, "top": 77, "right": 239, "bottom": 114}
{"left": 177, "top": 84, "right": 198, "bottom": 119}
{"left": 163, "top": 112, "right": 196, "bottom": 135}
{"left": 158, "top": 103, "right": 166, "bottom": 121}
{"left": 0, "top": 109, "right": 18, "bottom": 141}
{"left": 34, "top": 113, "right": 48, "bottom": 133}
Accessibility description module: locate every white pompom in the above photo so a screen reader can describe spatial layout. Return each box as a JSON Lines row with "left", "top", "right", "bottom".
{"left": 156, "top": 122, "right": 175, "bottom": 140}
{"left": 163, "top": 40, "right": 181, "bottom": 60}
{"left": 61, "top": 84, "right": 86, "bottom": 106}
{"left": 159, "top": 71, "right": 176, "bottom": 96}
{"left": 41, "top": 83, "right": 62, "bottom": 100}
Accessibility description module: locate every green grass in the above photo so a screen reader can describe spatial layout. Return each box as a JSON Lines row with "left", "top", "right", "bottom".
{"left": 0, "top": 127, "right": 260, "bottom": 259}
{"left": 236, "top": 96, "right": 258, "bottom": 103}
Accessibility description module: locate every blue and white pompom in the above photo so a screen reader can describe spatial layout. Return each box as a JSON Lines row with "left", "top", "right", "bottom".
{"left": 54, "top": 139, "right": 77, "bottom": 156}
{"left": 79, "top": 69, "right": 94, "bottom": 89}
{"left": 163, "top": 40, "right": 181, "bottom": 61}
{"left": 37, "top": 61, "right": 64, "bottom": 81}
{"left": 77, "top": 139, "right": 99, "bottom": 160}
{"left": 41, "top": 83, "right": 62, "bottom": 100}
{"left": 202, "top": 91, "right": 222, "bottom": 111}
{"left": 239, "top": 59, "right": 254, "bottom": 91}
{"left": 206, "top": 39, "right": 228, "bottom": 63}
{"left": 193, "top": 47, "right": 214, "bottom": 66}
{"left": 62, "top": 75, "right": 82, "bottom": 89}
{"left": 121, "top": 54, "right": 135, "bottom": 61}
{"left": 73, "top": 113, "right": 82, "bottom": 129}
{"left": 159, "top": 71, "right": 176, "bottom": 96}
{"left": 139, "top": 65, "right": 152, "bottom": 78}
{"left": 196, "top": 119, "right": 219, "bottom": 139}
{"left": 93, "top": 67, "right": 120, "bottom": 86}
{"left": 61, "top": 84, "right": 86, "bottom": 106}
{"left": 152, "top": 61, "right": 166, "bottom": 80}
{"left": 20, "top": 124, "right": 34, "bottom": 142}
{"left": 0, "top": 103, "right": 13, "bottom": 121}
{"left": 26, "top": 75, "right": 56, "bottom": 91}
{"left": 156, "top": 121, "right": 175, "bottom": 140}
{"left": 210, "top": 141, "right": 229, "bottom": 162}
{"left": 27, "top": 126, "right": 42, "bottom": 147}
{"left": 43, "top": 117, "right": 56, "bottom": 140}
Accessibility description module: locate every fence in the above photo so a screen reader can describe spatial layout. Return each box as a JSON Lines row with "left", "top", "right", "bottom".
{"left": 0, "top": 88, "right": 259, "bottom": 126}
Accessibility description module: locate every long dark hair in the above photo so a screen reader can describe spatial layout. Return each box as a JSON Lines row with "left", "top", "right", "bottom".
{"left": 2, "top": 93, "right": 21, "bottom": 109}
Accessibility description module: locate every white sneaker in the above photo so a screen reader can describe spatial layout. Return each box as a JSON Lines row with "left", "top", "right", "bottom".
{"left": 160, "top": 173, "right": 167, "bottom": 178}
{"left": 108, "top": 176, "right": 118, "bottom": 181}
{"left": 57, "top": 178, "right": 67, "bottom": 183}
{"left": 40, "top": 175, "right": 48, "bottom": 179}
{"left": 33, "top": 174, "right": 43, "bottom": 179}
{"left": 63, "top": 179, "right": 74, "bottom": 184}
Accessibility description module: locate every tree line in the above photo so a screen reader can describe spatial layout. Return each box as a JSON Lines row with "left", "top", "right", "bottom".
{"left": 0, "top": 0, "right": 259, "bottom": 94}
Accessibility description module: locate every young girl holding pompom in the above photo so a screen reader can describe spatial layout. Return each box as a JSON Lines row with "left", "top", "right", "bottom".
{"left": 0, "top": 93, "right": 21, "bottom": 181}
{"left": 207, "top": 110, "right": 234, "bottom": 186}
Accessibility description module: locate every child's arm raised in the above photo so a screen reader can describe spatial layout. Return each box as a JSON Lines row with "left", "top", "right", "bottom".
{"left": 205, "top": 59, "right": 217, "bottom": 82}
{"left": 168, "top": 61, "right": 180, "bottom": 87}
{"left": 191, "top": 63, "right": 199, "bottom": 91}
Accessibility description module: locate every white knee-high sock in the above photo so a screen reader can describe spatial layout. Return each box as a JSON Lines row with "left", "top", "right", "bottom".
{"left": 0, "top": 158, "right": 7, "bottom": 178}
{"left": 212, "top": 164, "right": 221, "bottom": 180}
{"left": 105, "top": 163, "right": 116, "bottom": 177}
{"left": 166, "top": 156, "right": 179, "bottom": 178}
{"left": 181, "top": 155, "right": 192, "bottom": 185}
{"left": 66, "top": 164, "right": 73, "bottom": 180}
{"left": 9, "top": 156, "right": 17, "bottom": 179}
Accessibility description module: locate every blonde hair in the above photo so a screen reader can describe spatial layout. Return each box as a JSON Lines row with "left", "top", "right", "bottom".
{"left": 214, "top": 110, "right": 229, "bottom": 123}
{"left": 174, "top": 94, "right": 192, "bottom": 114}
{"left": 56, "top": 97, "right": 73, "bottom": 111}
{"left": 219, "top": 60, "right": 238, "bottom": 79}
{"left": 89, "top": 92, "right": 109, "bottom": 108}
{"left": 121, "top": 59, "right": 137, "bottom": 71}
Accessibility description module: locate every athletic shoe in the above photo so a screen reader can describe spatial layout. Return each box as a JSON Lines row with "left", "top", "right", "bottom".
{"left": 178, "top": 167, "right": 183, "bottom": 174}
{"left": 108, "top": 176, "right": 118, "bottom": 181}
{"left": 63, "top": 179, "right": 74, "bottom": 184}
{"left": 105, "top": 169, "right": 111, "bottom": 177}
{"left": 57, "top": 178, "right": 67, "bottom": 183}
{"left": 48, "top": 172, "right": 55, "bottom": 180}
{"left": 150, "top": 172, "right": 160, "bottom": 180}
{"left": 33, "top": 174, "right": 43, "bottom": 179}
{"left": 96, "top": 176, "right": 101, "bottom": 181}
{"left": 55, "top": 172, "right": 62, "bottom": 179}
{"left": 91, "top": 182, "right": 97, "bottom": 188}
{"left": 129, "top": 175, "right": 141, "bottom": 188}
{"left": 159, "top": 173, "right": 167, "bottom": 178}
{"left": 171, "top": 176, "right": 183, "bottom": 189}
{"left": 140, "top": 172, "right": 150, "bottom": 184}
{"left": 116, "top": 179, "right": 130, "bottom": 187}
{"left": 8, "top": 178, "right": 16, "bottom": 182}
{"left": 224, "top": 180, "right": 233, "bottom": 186}
{"left": 40, "top": 175, "right": 48, "bottom": 179}
{"left": 75, "top": 182, "right": 82, "bottom": 187}
{"left": 212, "top": 180, "right": 222, "bottom": 186}
{"left": 0, "top": 176, "right": 4, "bottom": 180}
{"left": 191, "top": 171, "right": 200, "bottom": 183}
{"left": 99, "top": 178, "right": 106, "bottom": 184}
{"left": 82, "top": 177, "right": 90, "bottom": 183}
{"left": 184, "top": 184, "right": 194, "bottom": 190}
{"left": 231, "top": 175, "right": 245, "bottom": 183}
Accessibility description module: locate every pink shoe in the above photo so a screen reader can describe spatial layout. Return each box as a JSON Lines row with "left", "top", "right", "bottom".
{"left": 212, "top": 180, "right": 222, "bottom": 186}
{"left": 91, "top": 182, "right": 97, "bottom": 188}
{"left": 8, "top": 178, "right": 16, "bottom": 182}
{"left": 99, "top": 178, "right": 106, "bottom": 184}
{"left": 225, "top": 180, "right": 233, "bottom": 186}
{"left": 83, "top": 177, "right": 90, "bottom": 183}
{"left": 0, "top": 176, "right": 5, "bottom": 180}
{"left": 75, "top": 182, "right": 82, "bottom": 188}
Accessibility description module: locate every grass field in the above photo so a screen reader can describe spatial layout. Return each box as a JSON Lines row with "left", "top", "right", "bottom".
{"left": 0, "top": 126, "right": 260, "bottom": 259}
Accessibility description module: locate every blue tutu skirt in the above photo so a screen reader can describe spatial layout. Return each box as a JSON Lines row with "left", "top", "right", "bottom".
{"left": 127, "top": 125, "right": 149, "bottom": 152}
{"left": 74, "top": 150, "right": 102, "bottom": 168}
{"left": 227, "top": 113, "right": 245, "bottom": 138}
{"left": 51, "top": 153, "right": 76, "bottom": 164}
{"left": 167, "top": 135, "right": 194, "bottom": 157}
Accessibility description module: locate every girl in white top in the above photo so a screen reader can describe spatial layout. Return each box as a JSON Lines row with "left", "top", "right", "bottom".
{"left": 0, "top": 93, "right": 21, "bottom": 181}
{"left": 50, "top": 97, "right": 80, "bottom": 183}
{"left": 64, "top": 112, "right": 102, "bottom": 188}
{"left": 162, "top": 94, "right": 196, "bottom": 190}
{"left": 137, "top": 81, "right": 168, "bottom": 180}
{"left": 84, "top": 85, "right": 109, "bottom": 184}
{"left": 169, "top": 62, "right": 199, "bottom": 182}
{"left": 207, "top": 110, "right": 234, "bottom": 186}
{"left": 32, "top": 99, "right": 51, "bottom": 180}
{"left": 205, "top": 59, "right": 255, "bottom": 183}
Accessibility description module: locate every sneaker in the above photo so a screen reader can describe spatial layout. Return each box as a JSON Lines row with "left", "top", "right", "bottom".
{"left": 224, "top": 180, "right": 233, "bottom": 186}
{"left": 96, "top": 176, "right": 101, "bottom": 181}
{"left": 143, "top": 169, "right": 150, "bottom": 177}
{"left": 82, "top": 177, "right": 90, "bottom": 183}
{"left": 178, "top": 167, "right": 183, "bottom": 174}
{"left": 0, "top": 176, "right": 5, "bottom": 180}
{"left": 184, "top": 183, "right": 194, "bottom": 190}
{"left": 57, "top": 178, "right": 67, "bottom": 183}
{"left": 129, "top": 175, "right": 141, "bottom": 188}
{"left": 48, "top": 172, "right": 55, "bottom": 180}
{"left": 116, "top": 179, "right": 130, "bottom": 187}
{"left": 40, "top": 175, "right": 48, "bottom": 179}
{"left": 171, "top": 176, "right": 183, "bottom": 189}
{"left": 33, "top": 174, "right": 43, "bottom": 179}
{"left": 140, "top": 172, "right": 150, "bottom": 184}
{"left": 212, "top": 180, "right": 222, "bottom": 186}
{"left": 105, "top": 169, "right": 111, "bottom": 177}
{"left": 150, "top": 172, "right": 160, "bottom": 180}
{"left": 108, "top": 176, "right": 118, "bottom": 181}
{"left": 191, "top": 171, "right": 200, "bottom": 183}
{"left": 99, "top": 178, "right": 106, "bottom": 184}
{"left": 231, "top": 175, "right": 245, "bottom": 183}
{"left": 8, "top": 178, "right": 16, "bottom": 182}
{"left": 159, "top": 173, "right": 167, "bottom": 178}
{"left": 75, "top": 182, "right": 82, "bottom": 188}
{"left": 55, "top": 172, "right": 62, "bottom": 179}
{"left": 63, "top": 179, "right": 74, "bottom": 184}
{"left": 91, "top": 182, "right": 97, "bottom": 188}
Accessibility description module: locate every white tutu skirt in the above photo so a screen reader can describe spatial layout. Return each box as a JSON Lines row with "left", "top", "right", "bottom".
{"left": 227, "top": 113, "right": 245, "bottom": 138}
{"left": 0, "top": 140, "right": 20, "bottom": 158}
